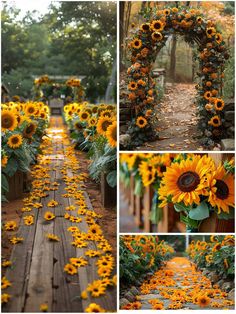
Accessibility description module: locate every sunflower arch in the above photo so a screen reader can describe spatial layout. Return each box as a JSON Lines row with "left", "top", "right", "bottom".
{"left": 126, "top": 6, "right": 229, "bottom": 146}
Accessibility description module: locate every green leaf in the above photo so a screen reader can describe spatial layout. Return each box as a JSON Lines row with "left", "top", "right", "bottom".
{"left": 189, "top": 202, "right": 209, "bottom": 220}
{"left": 134, "top": 178, "right": 143, "bottom": 196}
{"left": 217, "top": 207, "right": 235, "bottom": 220}
{"left": 106, "top": 170, "right": 117, "bottom": 188}
{"left": 1, "top": 173, "right": 9, "bottom": 193}
{"left": 3, "top": 157, "right": 18, "bottom": 177}
{"left": 174, "top": 203, "right": 189, "bottom": 212}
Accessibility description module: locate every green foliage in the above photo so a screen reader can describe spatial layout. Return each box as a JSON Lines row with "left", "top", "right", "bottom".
{"left": 223, "top": 48, "right": 235, "bottom": 99}
{"left": 88, "top": 136, "right": 116, "bottom": 188}
{"left": 1, "top": 2, "right": 116, "bottom": 102}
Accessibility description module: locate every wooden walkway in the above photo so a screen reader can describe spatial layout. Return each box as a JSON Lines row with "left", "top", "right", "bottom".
{"left": 2, "top": 117, "right": 116, "bottom": 312}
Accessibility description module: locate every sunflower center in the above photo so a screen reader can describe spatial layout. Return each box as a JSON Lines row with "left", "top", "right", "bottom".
{"left": 28, "top": 107, "right": 35, "bottom": 114}
{"left": 217, "top": 101, "right": 222, "bottom": 107}
{"left": 12, "top": 137, "right": 19, "bottom": 144}
{"left": 2, "top": 115, "right": 14, "bottom": 128}
{"left": 143, "top": 24, "right": 149, "bottom": 30}
{"left": 154, "top": 22, "right": 161, "bottom": 29}
{"left": 160, "top": 165, "right": 166, "bottom": 172}
{"left": 215, "top": 179, "right": 229, "bottom": 200}
{"left": 177, "top": 171, "right": 200, "bottom": 192}
{"left": 134, "top": 41, "right": 139, "bottom": 46}
{"left": 101, "top": 121, "right": 112, "bottom": 131}
{"left": 213, "top": 118, "right": 219, "bottom": 124}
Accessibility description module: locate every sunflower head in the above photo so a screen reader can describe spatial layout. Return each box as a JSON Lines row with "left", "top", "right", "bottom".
{"left": 214, "top": 98, "right": 224, "bottom": 111}
{"left": 106, "top": 121, "right": 117, "bottom": 148}
{"left": 97, "top": 117, "right": 114, "bottom": 136}
{"left": 7, "top": 134, "right": 23, "bottom": 149}
{"left": 136, "top": 116, "right": 148, "bottom": 128}
{"left": 2, "top": 110, "right": 18, "bottom": 131}
{"left": 140, "top": 23, "right": 150, "bottom": 32}
{"left": 151, "top": 31, "right": 163, "bottom": 41}
{"left": 151, "top": 20, "right": 165, "bottom": 32}
{"left": 23, "top": 122, "right": 37, "bottom": 138}
{"left": 132, "top": 38, "right": 142, "bottom": 49}
{"left": 208, "top": 115, "right": 221, "bottom": 127}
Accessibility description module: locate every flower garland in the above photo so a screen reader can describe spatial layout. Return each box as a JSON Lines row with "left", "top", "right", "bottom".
{"left": 126, "top": 6, "right": 229, "bottom": 147}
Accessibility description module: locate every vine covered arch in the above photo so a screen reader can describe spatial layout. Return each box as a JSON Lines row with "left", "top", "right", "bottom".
{"left": 126, "top": 5, "right": 229, "bottom": 147}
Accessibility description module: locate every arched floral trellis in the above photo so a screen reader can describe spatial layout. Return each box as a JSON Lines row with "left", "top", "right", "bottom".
{"left": 126, "top": 6, "right": 229, "bottom": 147}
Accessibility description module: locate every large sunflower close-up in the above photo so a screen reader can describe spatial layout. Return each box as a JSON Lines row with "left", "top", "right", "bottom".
{"left": 159, "top": 156, "right": 213, "bottom": 206}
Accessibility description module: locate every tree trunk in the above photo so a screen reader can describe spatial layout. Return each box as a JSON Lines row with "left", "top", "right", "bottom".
{"left": 119, "top": 1, "right": 125, "bottom": 70}
{"left": 169, "top": 35, "right": 177, "bottom": 81}
{"left": 105, "top": 55, "right": 117, "bottom": 103}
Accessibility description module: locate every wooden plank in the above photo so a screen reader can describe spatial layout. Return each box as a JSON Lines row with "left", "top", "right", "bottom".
{"left": 24, "top": 210, "right": 54, "bottom": 312}
{"left": 134, "top": 195, "right": 143, "bottom": 228}
{"left": 52, "top": 217, "right": 83, "bottom": 312}
{"left": 2, "top": 207, "right": 39, "bottom": 313}
{"left": 143, "top": 186, "right": 152, "bottom": 232}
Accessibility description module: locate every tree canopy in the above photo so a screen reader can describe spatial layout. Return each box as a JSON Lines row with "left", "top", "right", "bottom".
{"left": 1, "top": 1, "right": 117, "bottom": 102}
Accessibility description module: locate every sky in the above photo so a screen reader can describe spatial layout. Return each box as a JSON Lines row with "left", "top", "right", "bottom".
{"left": 3, "top": 0, "right": 56, "bottom": 17}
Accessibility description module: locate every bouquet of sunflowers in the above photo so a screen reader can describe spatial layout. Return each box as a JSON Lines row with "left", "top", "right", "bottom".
{"left": 158, "top": 155, "right": 234, "bottom": 232}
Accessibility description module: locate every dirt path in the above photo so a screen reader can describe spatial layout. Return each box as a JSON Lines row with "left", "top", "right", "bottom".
{"left": 139, "top": 83, "right": 204, "bottom": 151}
{"left": 2, "top": 117, "right": 116, "bottom": 312}
{"left": 125, "top": 257, "right": 234, "bottom": 310}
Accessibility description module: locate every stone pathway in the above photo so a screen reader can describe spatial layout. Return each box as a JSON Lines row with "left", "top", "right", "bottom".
{"left": 139, "top": 83, "right": 205, "bottom": 151}
{"left": 122, "top": 257, "right": 234, "bottom": 310}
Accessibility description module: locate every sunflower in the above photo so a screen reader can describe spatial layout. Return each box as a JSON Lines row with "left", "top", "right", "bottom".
{"left": 151, "top": 31, "right": 163, "bottom": 41}
{"left": 87, "top": 280, "right": 106, "bottom": 297}
{"left": 46, "top": 233, "right": 60, "bottom": 241}
{"left": 106, "top": 121, "right": 117, "bottom": 148}
{"left": 74, "top": 121, "right": 83, "bottom": 131}
{"left": 44, "top": 211, "right": 56, "bottom": 221}
{"left": 215, "top": 33, "right": 223, "bottom": 44}
{"left": 79, "top": 111, "right": 90, "bottom": 122}
{"left": 88, "top": 224, "right": 103, "bottom": 235}
{"left": 23, "top": 122, "right": 37, "bottom": 138}
{"left": 7, "top": 134, "right": 23, "bottom": 149}
{"left": 159, "top": 156, "right": 212, "bottom": 207}
{"left": 197, "top": 294, "right": 211, "bottom": 307}
{"left": 92, "top": 105, "right": 98, "bottom": 114}
{"left": 88, "top": 117, "right": 97, "bottom": 127}
{"left": 70, "top": 257, "right": 88, "bottom": 267}
{"left": 132, "top": 38, "right": 142, "bottom": 49}
{"left": 64, "top": 263, "right": 77, "bottom": 275}
{"left": 97, "top": 117, "right": 113, "bottom": 136}
{"left": 136, "top": 116, "right": 147, "bottom": 128}
{"left": 140, "top": 23, "right": 150, "bottom": 32}
{"left": 128, "top": 81, "right": 138, "bottom": 91}
{"left": 204, "top": 91, "right": 212, "bottom": 100}
{"left": 85, "top": 303, "right": 106, "bottom": 313}
{"left": 214, "top": 98, "right": 224, "bottom": 111}
{"left": 1, "top": 155, "right": 8, "bottom": 167}
{"left": 2, "top": 110, "right": 18, "bottom": 131}
{"left": 207, "top": 165, "right": 234, "bottom": 214}
{"left": 40, "top": 304, "right": 48, "bottom": 312}
{"left": 208, "top": 115, "right": 221, "bottom": 127}
{"left": 206, "top": 27, "right": 216, "bottom": 38}
{"left": 139, "top": 162, "right": 156, "bottom": 187}
{"left": 24, "top": 103, "right": 37, "bottom": 116}
{"left": 150, "top": 20, "right": 165, "bottom": 32}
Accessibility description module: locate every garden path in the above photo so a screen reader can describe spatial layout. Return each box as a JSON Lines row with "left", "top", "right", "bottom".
{"left": 2, "top": 116, "right": 116, "bottom": 313}
{"left": 136, "top": 257, "right": 234, "bottom": 310}
{"left": 139, "top": 83, "right": 203, "bottom": 151}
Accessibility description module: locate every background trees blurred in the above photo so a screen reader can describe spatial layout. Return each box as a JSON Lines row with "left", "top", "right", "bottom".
{"left": 2, "top": 1, "right": 116, "bottom": 102}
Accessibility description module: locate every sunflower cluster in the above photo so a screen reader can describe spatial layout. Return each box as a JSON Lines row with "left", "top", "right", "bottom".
{"left": 1, "top": 101, "right": 50, "bottom": 197}
{"left": 126, "top": 6, "right": 228, "bottom": 147}
{"left": 120, "top": 235, "right": 174, "bottom": 288}
{"left": 64, "top": 102, "right": 117, "bottom": 148}
{"left": 2, "top": 118, "right": 116, "bottom": 311}
{"left": 187, "top": 235, "right": 235, "bottom": 279}
{"left": 34, "top": 75, "right": 50, "bottom": 86}
{"left": 122, "top": 255, "right": 234, "bottom": 310}
{"left": 66, "top": 77, "right": 81, "bottom": 87}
